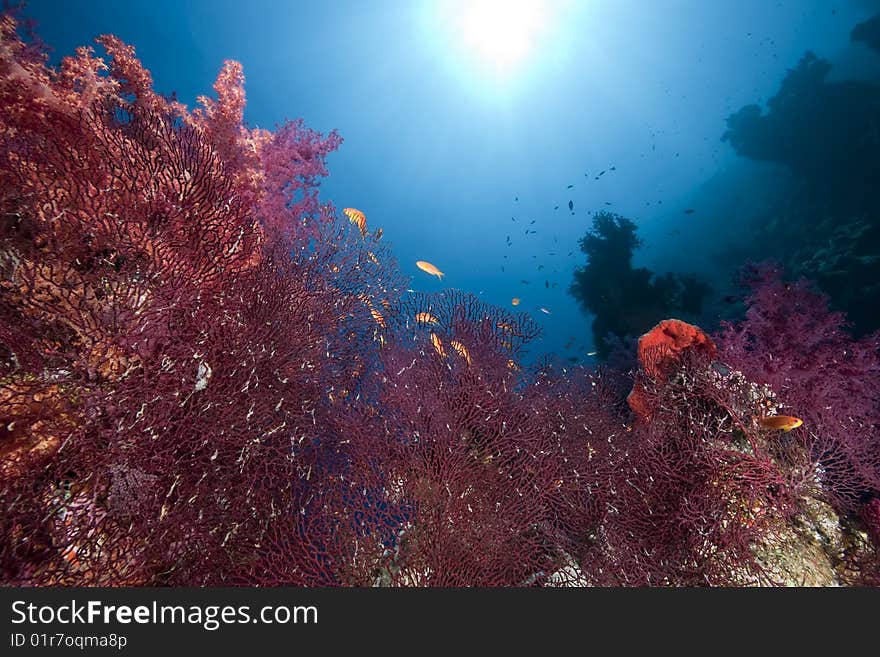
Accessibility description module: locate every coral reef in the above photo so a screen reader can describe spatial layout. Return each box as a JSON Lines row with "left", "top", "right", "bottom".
{"left": 852, "top": 13, "right": 880, "bottom": 53}
{"left": 720, "top": 47, "right": 880, "bottom": 336}
{"left": 569, "top": 212, "right": 711, "bottom": 358}
{"left": 1, "top": 14, "right": 877, "bottom": 586}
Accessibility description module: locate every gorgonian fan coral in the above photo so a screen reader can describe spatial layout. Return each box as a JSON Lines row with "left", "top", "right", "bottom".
{"left": 0, "top": 14, "right": 377, "bottom": 585}
{"left": 308, "top": 290, "right": 624, "bottom": 586}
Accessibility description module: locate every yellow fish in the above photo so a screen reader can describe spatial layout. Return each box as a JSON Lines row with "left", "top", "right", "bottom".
{"left": 758, "top": 415, "right": 803, "bottom": 432}
{"left": 511, "top": 297, "right": 521, "bottom": 306}
{"left": 497, "top": 322, "right": 514, "bottom": 332}
{"left": 367, "top": 251, "right": 380, "bottom": 265}
{"left": 449, "top": 340, "right": 471, "bottom": 365}
{"left": 415, "top": 312, "right": 439, "bottom": 325}
{"left": 416, "top": 260, "right": 445, "bottom": 280}
{"left": 429, "top": 332, "right": 446, "bottom": 358}
{"left": 343, "top": 208, "right": 368, "bottom": 237}
{"left": 370, "top": 307, "right": 386, "bottom": 328}
{"left": 507, "top": 359, "right": 521, "bottom": 371}
{"left": 374, "top": 227, "right": 383, "bottom": 240}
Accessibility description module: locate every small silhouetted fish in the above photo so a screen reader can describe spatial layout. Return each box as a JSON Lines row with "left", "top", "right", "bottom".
{"left": 610, "top": 166, "right": 616, "bottom": 171}
{"left": 568, "top": 200, "right": 573, "bottom": 211}
{"left": 567, "top": 184, "right": 573, "bottom": 189}
{"left": 538, "top": 265, "right": 544, "bottom": 270}
{"left": 549, "top": 252, "right": 555, "bottom": 255}
{"left": 512, "top": 216, "right": 516, "bottom": 221}
{"left": 598, "top": 170, "right": 606, "bottom": 176}
{"left": 604, "top": 202, "right": 611, "bottom": 206}
{"left": 521, "top": 279, "right": 531, "bottom": 284}
{"left": 530, "top": 220, "right": 535, "bottom": 224}
{"left": 684, "top": 208, "right": 695, "bottom": 214}
{"left": 722, "top": 295, "right": 738, "bottom": 304}
{"left": 668, "top": 229, "right": 680, "bottom": 236}
{"left": 515, "top": 196, "right": 519, "bottom": 201}
{"left": 554, "top": 205, "right": 559, "bottom": 210}
{"left": 545, "top": 280, "right": 549, "bottom": 288}
{"left": 567, "top": 357, "right": 579, "bottom": 363}
{"left": 501, "top": 266, "right": 505, "bottom": 272}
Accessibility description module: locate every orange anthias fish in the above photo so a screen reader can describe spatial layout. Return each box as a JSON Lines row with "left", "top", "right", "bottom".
{"left": 415, "top": 312, "right": 439, "bottom": 325}
{"left": 370, "top": 307, "right": 386, "bottom": 328}
{"left": 61, "top": 545, "right": 79, "bottom": 565}
{"left": 416, "top": 260, "right": 444, "bottom": 280}
{"left": 449, "top": 340, "right": 471, "bottom": 365}
{"left": 511, "top": 297, "right": 521, "bottom": 306}
{"left": 343, "top": 208, "right": 368, "bottom": 237}
{"left": 758, "top": 415, "right": 804, "bottom": 432}
{"left": 429, "top": 332, "right": 446, "bottom": 357}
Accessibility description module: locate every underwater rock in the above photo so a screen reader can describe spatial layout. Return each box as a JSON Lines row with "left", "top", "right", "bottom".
{"left": 862, "top": 498, "right": 880, "bottom": 547}
{"left": 851, "top": 13, "right": 880, "bottom": 53}
{"left": 737, "top": 492, "right": 880, "bottom": 587}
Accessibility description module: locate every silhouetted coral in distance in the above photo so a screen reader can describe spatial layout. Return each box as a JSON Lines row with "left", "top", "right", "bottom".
{"left": 569, "top": 212, "right": 711, "bottom": 358}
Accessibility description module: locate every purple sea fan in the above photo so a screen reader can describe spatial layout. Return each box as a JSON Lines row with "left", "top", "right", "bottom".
{"left": 717, "top": 262, "right": 880, "bottom": 516}
{"left": 0, "top": 14, "right": 370, "bottom": 585}
{"left": 314, "top": 290, "right": 614, "bottom": 586}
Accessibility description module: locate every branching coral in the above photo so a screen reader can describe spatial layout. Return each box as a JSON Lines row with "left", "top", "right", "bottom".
{"left": 569, "top": 212, "right": 711, "bottom": 358}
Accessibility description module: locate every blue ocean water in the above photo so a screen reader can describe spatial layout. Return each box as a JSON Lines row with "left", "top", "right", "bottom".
{"left": 23, "top": 0, "right": 880, "bottom": 362}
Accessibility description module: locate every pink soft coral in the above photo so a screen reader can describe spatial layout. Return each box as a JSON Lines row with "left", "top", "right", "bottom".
{"left": 718, "top": 262, "right": 880, "bottom": 515}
